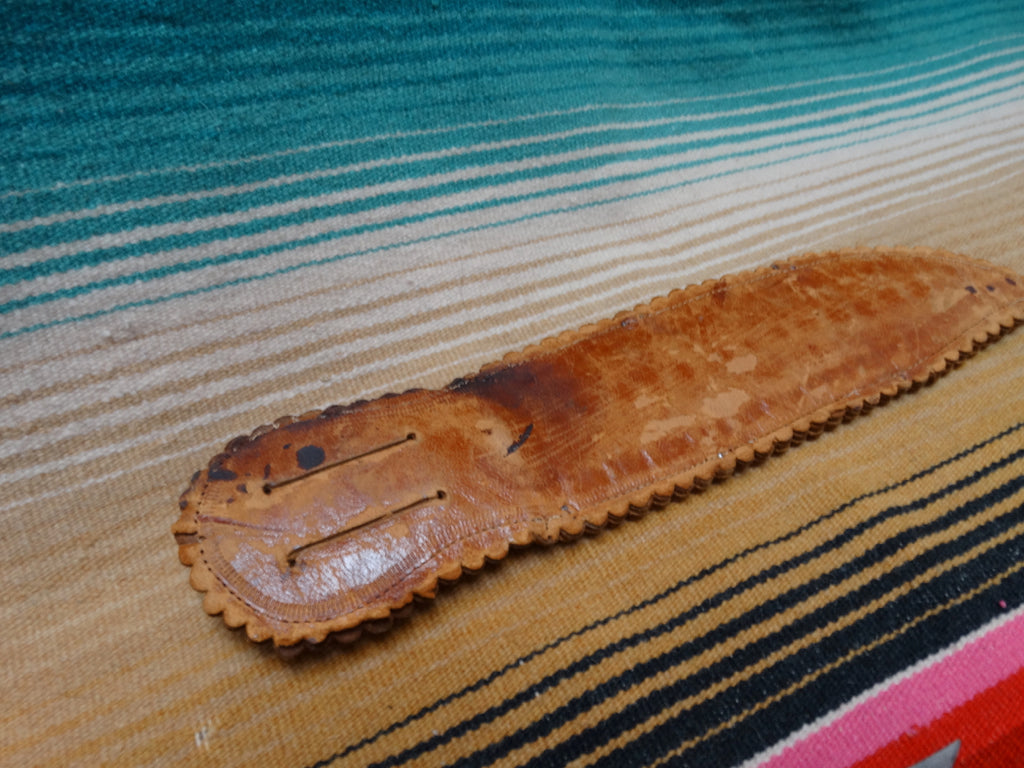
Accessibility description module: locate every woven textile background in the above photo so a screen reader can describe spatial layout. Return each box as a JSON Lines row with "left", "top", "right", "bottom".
{"left": 3, "top": 2, "right": 1024, "bottom": 766}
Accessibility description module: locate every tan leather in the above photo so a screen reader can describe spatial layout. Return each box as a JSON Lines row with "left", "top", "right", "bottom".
{"left": 172, "top": 246, "right": 1024, "bottom": 648}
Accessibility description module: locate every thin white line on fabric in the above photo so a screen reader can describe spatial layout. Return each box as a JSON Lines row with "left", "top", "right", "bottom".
{"left": 6, "top": 70, "right": 1023, "bottom": 311}
{"left": 2, "top": 33, "right": 1021, "bottom": 219}
{"left": 734, "top": 601, "right": 1024, "bottom": 768}
{"left": 3, "top": 157, "right": 1022, "bottom": 487}
{"left": 8, "top": 82, "right": 1024, "bottom": 337}
{"left": 4, "top": 128, "right": 1015, "bottom": 370}
{"left": 3, "top": 104, "right": 1021, "bottom": 398}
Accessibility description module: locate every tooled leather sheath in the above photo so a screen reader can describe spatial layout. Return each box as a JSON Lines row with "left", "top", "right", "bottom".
{"left": 173, "top": 247, "right": 1024, "bottom": 648}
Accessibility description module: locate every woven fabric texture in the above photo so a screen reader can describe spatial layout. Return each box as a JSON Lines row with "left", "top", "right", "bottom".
{"left": 3, "top": 2, "right": 1023, "bottom": 766}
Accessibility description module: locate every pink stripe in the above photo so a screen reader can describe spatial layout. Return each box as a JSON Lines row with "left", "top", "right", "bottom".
{"left": 759, "top": 608, "right": 1024, "bottom": 768}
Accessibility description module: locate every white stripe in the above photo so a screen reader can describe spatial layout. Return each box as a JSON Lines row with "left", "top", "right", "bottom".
{"left": 5, "top": 160, "right": 1022, "bottom": 507}
{"left": 7, "top": 158, "right": 1022, "bottom": 514}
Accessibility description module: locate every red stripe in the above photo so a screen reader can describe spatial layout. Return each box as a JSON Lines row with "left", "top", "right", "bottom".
{"left": 849, "top": 665, "right": 1024, "bottom": 768}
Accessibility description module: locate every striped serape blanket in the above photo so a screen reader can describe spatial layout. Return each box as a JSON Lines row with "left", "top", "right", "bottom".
{"left": 3, "top": 2, "right": 1024, "bottom": 766}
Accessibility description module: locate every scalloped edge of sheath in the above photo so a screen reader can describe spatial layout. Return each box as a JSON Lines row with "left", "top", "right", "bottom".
{"left": 172, "top": 246, "right": 1024, "bottom": 651}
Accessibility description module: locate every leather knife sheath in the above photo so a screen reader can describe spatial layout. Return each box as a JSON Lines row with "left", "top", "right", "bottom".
{"left": 173, "top": 247, "right": 1024, "bottom": 647}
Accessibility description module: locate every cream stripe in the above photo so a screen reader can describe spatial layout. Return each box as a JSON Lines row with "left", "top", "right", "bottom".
{"left": 4, "top": 130, "right": 1022, "bottom": 441}
{"left": 6, "top": 137, "right": 1023, "bottom": 451}
{"left": 6, "top": 123, "right": 1015, "bottom": 462}
{"left": 7, "top": 103, "right": 1022, "bottom": 362}
{"left": 6, "top": 143, "right": 1015, "bottom": 448}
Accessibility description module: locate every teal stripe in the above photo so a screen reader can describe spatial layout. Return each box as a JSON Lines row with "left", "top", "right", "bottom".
{"left": 3, "top": 0, "right": 1020, "bottom": 193}
{"left": 3, "top": 12, "right": 907, "bottom": 124}
{"left": 3, "top": 0, "right": 1023, "bottom": 340}
{"left": 3, "top": 56, "right": 1021, "bottom": 286}
{"left": 4, "top": 29, "right": 1015, "bottom": 234}
{"left": 0, "top": 4, "right": 916, "bottom": 101}
{"left": 4, "top": 39, "right": 1022, "bottom": 255}
{"left": 3, "top": 85, "right": 1020, "bottom": 340}
{"left": 2, "top": 4, "right": 1017, "bottom": 217}
{"left": 4, "top": 28, "right": 1000, "bottom": 225}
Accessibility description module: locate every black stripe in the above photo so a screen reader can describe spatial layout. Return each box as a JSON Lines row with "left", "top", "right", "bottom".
{"left": 308, "top": 423, "right": 1022, "bottom": 767}
{"left": 459, "top": 473, "right": 1024, "bottom": 768}
{"left": 597, "top": 492, "right": 1024, "bottom": 767}
{"left": 670, "top": 553, "right": 1024, "bottom": 768}
{"left": 385, "top": 450, "right": 1024, "bottom": 767}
